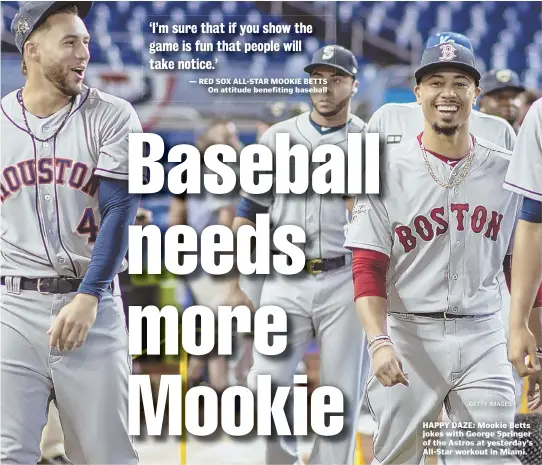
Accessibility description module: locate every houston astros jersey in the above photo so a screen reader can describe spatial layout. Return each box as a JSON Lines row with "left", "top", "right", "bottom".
{"left": 367, "top": 102, "right": 517, "bottom": 150}
{"left": 504, "top": 98, "right": 542, "bottom": 201}
{"left": 344, "top": 137, "right": 523, "bottom": 315}
{"left": 241, "top": 111, "right": 367, "bottom": 259}
{"left": 0, "top": 86, "right": 142, "bottom": 278}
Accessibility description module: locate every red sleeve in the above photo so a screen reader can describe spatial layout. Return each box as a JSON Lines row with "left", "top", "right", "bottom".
{"left": 503, "top": 255, "right": 542, "bottom": 308}
{"left": 352, "top": 248, "right": 389, "bottom": 301}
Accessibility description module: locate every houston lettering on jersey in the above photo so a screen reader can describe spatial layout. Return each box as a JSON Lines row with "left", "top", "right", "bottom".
{"left": 1, "top": 158, "right": 99, "bottom": 202}
{"left": 395, "top": 204, "right": 504, "bottom": 253}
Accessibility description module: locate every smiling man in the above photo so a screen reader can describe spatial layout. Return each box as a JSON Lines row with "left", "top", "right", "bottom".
{"left": 1, "top": 2, "right": 140, "bottom": 464}
{"left": 345, "top": 43, "right": 523, "bottom": 464}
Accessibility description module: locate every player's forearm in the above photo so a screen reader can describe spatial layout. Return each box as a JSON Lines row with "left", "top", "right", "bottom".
{"left": 509, "top": 220, "right": 542, "bottom": 327}
{"left": 218, "top": 205, "right": 236, "bottom": 228}
{"left": 78, "top": 179, "right": 140, "bottom": 300}
{"left": 351, "top": 248, "right": 390, "bottom": 338}
{"left": 355, "top": 296, "right": 388, "bottom": 339}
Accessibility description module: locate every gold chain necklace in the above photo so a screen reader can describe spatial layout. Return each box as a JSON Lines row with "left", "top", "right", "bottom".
{"left": 419, "top": 135, "right": 476, "bottom": 189}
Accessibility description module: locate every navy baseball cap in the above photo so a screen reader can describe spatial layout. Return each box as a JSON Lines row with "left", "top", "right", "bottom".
{"left": 304, "top": 45, "right": 358, "bottom": 78}
{"left": 425, "top": 32, "right": 474, "bottom": 53}
{"left": 415, "top": 43, "right": 481, "bottom": 85}
{"left": 11, "top": 1, "right": 93, "bottom": 54}
{"left": 480, "top": 69, "right": 525, "bottom": 96}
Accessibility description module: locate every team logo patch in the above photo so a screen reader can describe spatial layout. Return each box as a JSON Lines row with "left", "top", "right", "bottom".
{"left": 386, "top": 135, "right": 402, "bottom": 144}
{"left": 351, "top": 199, "right": 371, "bottom": 224}
{"left": 14, "top": 16, "right": 29, "bottom": 36}
{"left": 321, "top": 46, "right": 335, "bottom": 60}
{"left": 438, "top": 43, "right": 457, "bottom": 61}
{"left": 496, "top": 69, "right": 512, "bottom": 83}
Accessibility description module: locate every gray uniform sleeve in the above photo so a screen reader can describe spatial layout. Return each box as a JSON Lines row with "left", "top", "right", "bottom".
{"left": 366, "top": 107, "right": 383, "bottom": 134}
{"left": 343, "top": 193, "right": 393, "bottom": 256}
{"left": 504, "top": 102, "right": 542, "bottom": 201}
{"left": 239, "top": 128, "right": 275, "bottom": 208}
{"left": 96, "top": 101, "right": 143, "bottom": 181}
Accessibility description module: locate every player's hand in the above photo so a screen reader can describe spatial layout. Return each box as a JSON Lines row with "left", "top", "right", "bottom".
{"left": 526, "top": 373, "right": 542, "bottom": 411}
{"left": 47, "top": 293, "right": 98, "bottom": 351}
{"left": 135, "top": 207, "right": 153, "bottom": 226}
{"left": 226, "top": 281, "right": 256, "bottom": 313}
{"left": 372, "top": 345, "right": 409, "bottom": 387}
{"left": 508, "top": 324, "right": 541, "bottom": 377}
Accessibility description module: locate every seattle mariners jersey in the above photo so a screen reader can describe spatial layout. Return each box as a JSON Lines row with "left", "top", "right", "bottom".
{"left": 367, "top": 102, "right": 517, "bottom": 150}
{"left": 242, "top": 111, "right": 367, "bottom": 259}
{"left": 344, "top": 137, "right": 523, "bottom": 315}
{"left": 0, "top": 86, "right": 142, "bottom": 278}
{"left": 504, "top": 98, "right": 542, "bottom": 201}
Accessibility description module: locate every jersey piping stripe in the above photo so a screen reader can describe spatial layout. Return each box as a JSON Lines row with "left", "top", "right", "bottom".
{"left": 1, "top": 87, "right": 90, "bottom": 133}
{"left": 95, "top": 168, "right": 129, "bottom": 176}
{"left": 504, "top": 181, "right": 542, "bottom": 198}
{"left": 31, "top": 135, "right": 55, "bottom": 269}
{"left": 65, "top": 87, "right": 90, "bottom": 123}
{"left": 52, "top": 136, "right": 78, "bottom": 276}
{"left": 1, "top": 103, "right": 31, "bottom": 134}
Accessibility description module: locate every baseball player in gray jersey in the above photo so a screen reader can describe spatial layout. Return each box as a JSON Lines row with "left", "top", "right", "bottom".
{"left": 346, "top": 43, "right": 523, "bottom": 464}
{"left": 358, "top": 34, "right": 524, "bottom": 448}
{"left": 227, "top": 45, "right": 370, "bottom": 465}
{"left": 503, "top": 98, "right": 542, "bottom": 408}
{"left": 367, "top": 33, "right": 517, "bottom": 152}
{"left": 1, "top": 2, "right": 140, "bottom": 463}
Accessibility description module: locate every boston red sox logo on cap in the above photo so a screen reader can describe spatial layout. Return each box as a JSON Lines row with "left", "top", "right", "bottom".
{"left": 415, "top": 43, "right": 480, "bottom": 84}
{"left": 438, "top": 43, "right": 457, "bottom": 62}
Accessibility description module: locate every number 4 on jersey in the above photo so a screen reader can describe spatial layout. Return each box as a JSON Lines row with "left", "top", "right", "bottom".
{"left": 77, "top": 207, "right": 98, "bottom": 243}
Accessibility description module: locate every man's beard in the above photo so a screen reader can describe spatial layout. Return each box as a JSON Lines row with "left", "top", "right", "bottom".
{"left": 432, "top": 122, "right": 459, "bottom": 136}
{"left": 311, "top": 94, "right": 350, "bottom": 118}
{"left": 43, "top": 62, "right": 82, "bottom": 97}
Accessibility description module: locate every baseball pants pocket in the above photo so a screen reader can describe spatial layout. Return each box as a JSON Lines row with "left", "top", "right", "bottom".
{"left": 1, "top": 291, "right": 56, "bottom": 464}
{"left": 441, "top": 341, "right": 520, "bottom": 465}
{"left": 368, "top": 314, "right": 455, "bottom": 465}
{"left": 49, "top": 291, "right": 138, "bottom": 465}
{"left": 1, "top": 322, "right": 53, "bottom": 464}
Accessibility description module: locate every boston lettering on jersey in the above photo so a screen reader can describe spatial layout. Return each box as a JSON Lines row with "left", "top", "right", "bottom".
{"left": 395, "top": 204, "right": 504, "bottom": 253}
{"left": 1, "top": 157, "right": 99, "bottom": 202}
